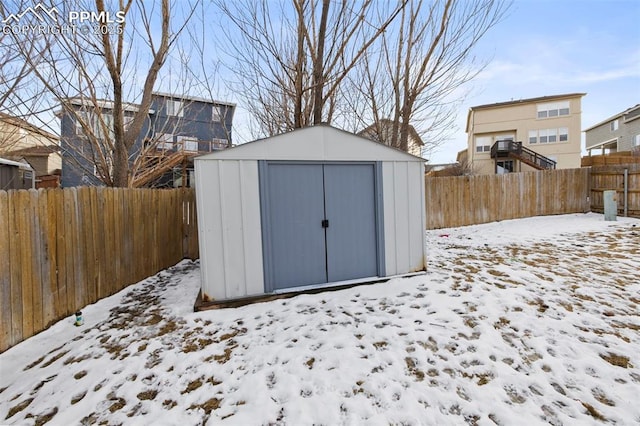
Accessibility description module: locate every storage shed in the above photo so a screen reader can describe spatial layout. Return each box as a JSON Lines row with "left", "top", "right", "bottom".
{"left": 194, "top": 125, "right": 426, "bottom": 304}
{"left": 1, "top": 157, "right": 35, "bottom": 190}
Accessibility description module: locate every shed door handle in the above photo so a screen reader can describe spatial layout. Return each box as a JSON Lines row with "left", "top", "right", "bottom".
{"left": 321, "top": 219, "right": 329, "bottom": 228}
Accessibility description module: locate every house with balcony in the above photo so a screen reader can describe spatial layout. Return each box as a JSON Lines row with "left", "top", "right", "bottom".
{"left": 463, "top": 93, "right": 585, "bottom": 174}
{"left": 584, "top": 104, "right": 640, "bottom": 156}
{"left": 59, "top": 93, "right": 235, "bottom": 187}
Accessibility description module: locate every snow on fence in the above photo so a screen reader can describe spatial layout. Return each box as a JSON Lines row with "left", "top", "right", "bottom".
{"left": 425, "top": 168, "right": 591, "bottom": 229}
{"left": 0, "top": 187, "right": 198, "bottom": 353}
{"left": 590, "top": 164, "right": 640, "bottom": 218}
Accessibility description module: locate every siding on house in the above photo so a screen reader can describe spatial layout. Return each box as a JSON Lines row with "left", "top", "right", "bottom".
{"left": 59, "top": 94, "right": 235, "bottom": 187}
{"left": 0, "top": 112, "right": 61, "bottom": 180}
{"left": 585, "top": 104, "right": 640, "bottom": 153}
{"left": 465, "top": 93, "right": 585, "bottom": 174}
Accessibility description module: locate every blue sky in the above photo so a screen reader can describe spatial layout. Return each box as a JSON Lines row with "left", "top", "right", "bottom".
{"left": 426, "top": 0, "right": 640, "bottom": 163}
{"left": 6, "top": 0, "right": 637, "bottom": 158}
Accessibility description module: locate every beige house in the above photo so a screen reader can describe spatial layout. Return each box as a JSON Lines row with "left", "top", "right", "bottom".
{"left": 358, "top": 119, "right": 425, "bottom": 158}
{"left": 0, "top": 112, "right": 61, "bottom": 179}
{"left": 463, "top": 93, "right": 585, "bottom": 174}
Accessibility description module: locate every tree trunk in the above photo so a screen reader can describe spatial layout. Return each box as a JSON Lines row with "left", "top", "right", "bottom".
{"left": 312, "top": 0, "right": 330, "bottom": 125}
{"left": 294, "top": 0, "right": 306, "bottom": 128}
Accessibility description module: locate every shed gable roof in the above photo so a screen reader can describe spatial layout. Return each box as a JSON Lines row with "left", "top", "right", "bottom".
{"left": 195, "top": 125, "right": 424, "bottom": 162}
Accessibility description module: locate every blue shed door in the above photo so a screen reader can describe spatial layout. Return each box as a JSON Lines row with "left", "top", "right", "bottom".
{"left": 324, "top": 164, "right": 378, "bottom": 282}
{"left": 263, "top": 163, "right": 378, "bottom": 291}
{"left": 264, "top": 164, "right": 328, "bottom": 289}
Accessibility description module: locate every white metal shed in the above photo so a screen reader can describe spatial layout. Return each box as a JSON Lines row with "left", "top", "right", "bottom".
{"left": 194, "top": 125, "right": 426, "bottom": 304}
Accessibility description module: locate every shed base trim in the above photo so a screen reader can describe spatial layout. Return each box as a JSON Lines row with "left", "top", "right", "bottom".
{"left": 194, "top": 271, "right": 426, "bottom": 311}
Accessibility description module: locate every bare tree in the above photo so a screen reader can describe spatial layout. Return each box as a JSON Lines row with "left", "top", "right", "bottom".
{"left": 4, "top": 0, "right": 199, "bottom": 187}
{"left": 0, "top": 1, "right": 57, "bottom": 153}
{"left": 350, "top": 0, "right": 509, "bottom": 154}
{"left": 215, "top": 0, "right": 406, "bottom": 138}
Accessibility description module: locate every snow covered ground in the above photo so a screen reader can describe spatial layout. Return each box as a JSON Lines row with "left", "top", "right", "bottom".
{"left": 1, "top": 213, "right": 639, "bottom": 425}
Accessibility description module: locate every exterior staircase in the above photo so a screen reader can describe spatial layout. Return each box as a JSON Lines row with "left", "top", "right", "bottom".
{"left": 133, "top": 151, "right": 193, "bottom": 187}
{"left": 490, "top": 140, "right": 556, "bottom": 170}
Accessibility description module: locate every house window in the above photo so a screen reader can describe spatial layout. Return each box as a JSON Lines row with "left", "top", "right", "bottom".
{"left": 75, "top": 111, "right": 114, "bottom": 140}
{"left": 76, "top": 111, "right": 131, "bottom": 137}
{"left": 537, "top": 101, "right": 570, "bottom": 119}
{"left": 559, "top": 127, "right": 568, "bottom": 142}
{"left": 212, "top": 106, "right": 223, "bottom": 122}
{"left": 177, "top": 135, "right": 198, "bottom": 152}
{"left": 496, "top": 160, "right": 514, "bottom": 174}
{"left": 530, "top": 128, "right": 566, "bottom": 144}
{"left": 539, "top": 129, "right": 548, "bottom": 143}
{"left": 93, "top": 158, "right": 113, "bottom": 178}
{"left": 495, "top": 134, "right": 514, "bottom": 142}
{"left": 633, "top": 134, "right": 640, "bottom": 147}
{"left": 211, "top": 138, "right": 229, "bottom": 150}
{"left": 123, "top": 115, "right": 134, "bottom": 130}
{"left": 173, "top": 167, "right": 194, "bottom": 188}
{"left": 475, "top": 136, "right": 491, "bottom": 153}
{"left": 166, "top": 100, "right": 184, "bottom": 117}
{"left": 156, "top": 133, "right": 174, "bottom": 150}
{"left": 75, "top": 112, "right": 85, "bottom": 134}
{"left": 610, "top": 119, "right": 619, "bottom": 131}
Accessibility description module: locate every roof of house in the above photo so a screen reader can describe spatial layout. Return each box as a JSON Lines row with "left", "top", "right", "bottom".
{"left": 0, "top": 112, "right": 59, "bottom": 141}
{"left": 358, "top": 119, "right": 424, "bottom": 147}
{"left": 466, "top": 93, "right": 586, "bottom": 133}
{"left": 583, "top": 104, "right": 640, "bottom": 132}
{"left": 468, "top": 93, "right": 586, "bottom": 111}
{"left": 152, "top": 92, "right": 236, "bottom": 107}
{"left": 6, "top": 144, "right": 60, "bottom": 156}
{"left": 60, "top": 92, "right": 235, "bottom": 116}
{"left": 62, "top": 97, "right": 144, "bottom": 113}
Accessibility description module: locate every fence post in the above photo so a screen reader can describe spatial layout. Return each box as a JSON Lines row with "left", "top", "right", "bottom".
{"left": 624, "top": 168, "right": 628, "bottom": 217}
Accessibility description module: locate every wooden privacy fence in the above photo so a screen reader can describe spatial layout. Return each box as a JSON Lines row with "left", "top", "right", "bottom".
{"left": 425, "top": 168, "right": 591, "bottom": 229}
{"left": 590, "top": 164, "right": 640, "bottom": 218}
{"left": 0, "top": 187, "right": 198, "bottom": 353}
{"left": 581, "top": 152, "right": 640, "bottom": 167}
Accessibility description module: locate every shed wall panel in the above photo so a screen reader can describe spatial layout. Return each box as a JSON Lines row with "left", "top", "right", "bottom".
{"left": 195, "top": 159, "right": 263, "bottom": 300}
{"left": 238, "top": 162, "right": 265, "bottom": 296}
{"left": 408, "top": 161, "right": 426, "bottom": 271}
{"left": 382, "top": 164, "right": 397, "bottom": 275}
{"left": 382, "top": 162, "right": 426, "bottom": 276}
{"left": 195, "top": 160, "right": 223, "bottom": 299}
{"left": 393, "top": 162, "right": 411, "bottom": 273}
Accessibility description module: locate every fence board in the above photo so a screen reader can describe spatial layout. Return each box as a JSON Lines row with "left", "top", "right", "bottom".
{"left": 54, "top": 189, "right": 67, "bottom": 319}
{"left": 0, "top": 191, "right": 11, "bottom": 350}
{"left": 9, "top": 191, "right": 22, "bottom": 348}
{"left": 30, "top": 190, "right": 43, "bottom": 334}
{"left": 17, "top": 191, "right": 34, "bottom": 340}
{"left": 0, "top": 188, "right": 199, "bottom": 353}
{"left": 590, "top": 164, "right": 640, "bottom": 217}
{"left": 104, "top": 188, "right": 116, "bottom": 297}
{"left": 425, "top": 168, "right": 591, "bottom": 229}
{"left": 43, "top": 189, "right": 57, "bottom": 328}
